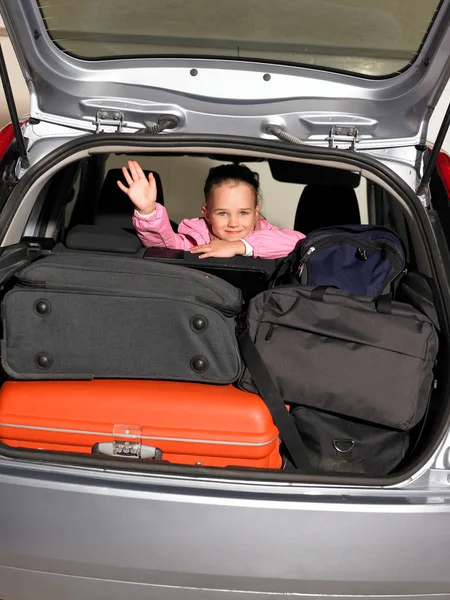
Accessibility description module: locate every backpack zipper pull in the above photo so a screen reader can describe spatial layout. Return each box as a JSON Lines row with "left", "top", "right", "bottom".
{"left": 298, "top": 246, "right": 315, "bottom": 275}
{"left": 355, "top": 247, "right": 368, "bottom": 261}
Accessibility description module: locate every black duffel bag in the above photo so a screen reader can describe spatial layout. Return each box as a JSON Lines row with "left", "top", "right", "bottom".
{"left": 238, "top": 284, "right": 438, "bottom": 472}
{"left": 240, "top": 285, "right": 438, "bottom": 431}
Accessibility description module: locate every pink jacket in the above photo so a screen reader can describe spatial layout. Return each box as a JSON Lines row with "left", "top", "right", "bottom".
{"left": 132, "top": 204, "right": 305, "bottom": 259}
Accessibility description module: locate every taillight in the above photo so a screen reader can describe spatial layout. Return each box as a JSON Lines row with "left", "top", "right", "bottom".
{"left": 0, "top": 120, "right": 27, "bottom": 163}
{"left": 436, "top": 151, "right": 450, "bottom": 199}
{"left": 0, "top": 122, "right": 16, "bottom": 162}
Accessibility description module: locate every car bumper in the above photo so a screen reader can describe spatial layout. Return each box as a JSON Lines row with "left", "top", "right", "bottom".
{"left": 1, "top": 461, "right": 449, "bottom": 600}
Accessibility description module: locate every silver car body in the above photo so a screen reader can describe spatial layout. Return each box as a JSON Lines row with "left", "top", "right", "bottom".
{"left": 0, "top": 1, "right": 450, "bottom": 599}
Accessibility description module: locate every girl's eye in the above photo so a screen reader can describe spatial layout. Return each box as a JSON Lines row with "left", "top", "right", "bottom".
{"left": 218, "top": 212, "right": 227, "bottom": 217}
{"left": 240, "top": 212, "right": 250, "bottom": 216}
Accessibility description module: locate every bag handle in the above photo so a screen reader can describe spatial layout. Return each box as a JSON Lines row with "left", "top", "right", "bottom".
{"left": 310, "top": 286, "right": 394, "bottom": 315}
{"left": 238, "top": 330, "right": 309, "bottom": 470}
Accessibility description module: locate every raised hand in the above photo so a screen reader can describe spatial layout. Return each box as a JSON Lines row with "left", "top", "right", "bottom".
{"left": 117, "top": 160, "right": 157, "bottom": 216}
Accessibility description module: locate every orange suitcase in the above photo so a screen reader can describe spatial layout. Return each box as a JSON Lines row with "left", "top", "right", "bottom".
{"left": 0, "top": 380, "right": 281, "bottom": 469}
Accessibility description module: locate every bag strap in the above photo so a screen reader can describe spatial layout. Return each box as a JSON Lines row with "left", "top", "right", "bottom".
{"left": 238, "top": 330, "right": 309, "bottom": 469}
{"left": 400, "top": 274, "right": 440, "bottom": 332}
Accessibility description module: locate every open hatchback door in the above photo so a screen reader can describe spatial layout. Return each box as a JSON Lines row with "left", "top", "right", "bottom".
{"left": 0, "top": 0, "right": 449, "bottom": 153}
{"left": 0, "top": 2, "right": 450, "bottom": 599}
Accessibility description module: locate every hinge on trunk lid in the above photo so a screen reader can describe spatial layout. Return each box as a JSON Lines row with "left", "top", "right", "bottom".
{"left": 94, "top": 110, "right": 125, "bottom": 133}
{"left": 327, "top": 126, "right": 359, "bottom": 151}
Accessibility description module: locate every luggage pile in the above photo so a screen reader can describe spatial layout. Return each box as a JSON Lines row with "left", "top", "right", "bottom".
{"left": 240, "top": 226, "right": 439, "bottom": 473}
{"left": 0, "top": 225, "right": 440, "bottom": 474}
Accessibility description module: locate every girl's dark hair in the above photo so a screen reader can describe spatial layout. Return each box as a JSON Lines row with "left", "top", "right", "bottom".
{"left": 203, "top": 164, "right": 260, "bottom": 204}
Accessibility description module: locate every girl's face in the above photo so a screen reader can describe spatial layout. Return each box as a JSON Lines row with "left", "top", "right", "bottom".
{"left": 202, "top": 182, "right": 260, "bottom": 242}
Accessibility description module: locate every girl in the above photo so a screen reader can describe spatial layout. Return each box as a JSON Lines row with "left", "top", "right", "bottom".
{"left": 118, "top": 160, "right": 305, "bottom": 259}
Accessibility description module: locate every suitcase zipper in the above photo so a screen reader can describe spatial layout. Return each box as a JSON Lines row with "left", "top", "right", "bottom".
{"left": 196, "top": 296, "right": 242, "bottom": 317}
{"left": 0, "top": 421, "right": 279, "bottom": 448}
{"left": 15, "top": 279, "right": 46, "bottom": 289}
{"left": 301, "top": 236, "right": 404, "bottom": 267}
{"left": 12, "top": 283, "right": 241, "bottom": 318}
{"left": 16, "top": 257, "right": 243, "bottom": 309}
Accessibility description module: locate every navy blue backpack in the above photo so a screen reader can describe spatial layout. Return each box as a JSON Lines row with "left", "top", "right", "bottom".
{"left": 272, "top": 225, "right": 406, "bottom": 297}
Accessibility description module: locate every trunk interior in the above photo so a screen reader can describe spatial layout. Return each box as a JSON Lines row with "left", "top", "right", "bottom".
{"left": 0, "top": 137, "right": 448, "bottom": 486}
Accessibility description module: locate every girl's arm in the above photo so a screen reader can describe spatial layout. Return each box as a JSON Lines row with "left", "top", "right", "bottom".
{"left": 244, "top": 222, "right": 305, "bottom": 259}
{"left": 118, "top": 159, "right": 200, "bottom": 250}
{"left": 132, "top": 204, "right": 198, "bottom": 250}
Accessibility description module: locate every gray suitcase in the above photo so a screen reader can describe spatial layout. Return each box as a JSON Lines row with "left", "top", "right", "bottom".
{"left": 2, "top": 252, "right": 243, "bottom": 383}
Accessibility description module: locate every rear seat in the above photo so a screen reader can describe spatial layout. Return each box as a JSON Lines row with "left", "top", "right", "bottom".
{"left": 64, "top": 165, "right": 280, "bottom": 299}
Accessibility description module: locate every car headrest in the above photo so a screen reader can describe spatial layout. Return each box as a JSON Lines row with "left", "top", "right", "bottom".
{"left": 270, "top": 160, "right": 361, "bottom": 188}
{"left": 66, "top": 224, "right": 142, "bottom": 254}
{"left": 294, "top": 185, "right": 361, "bottom": 235}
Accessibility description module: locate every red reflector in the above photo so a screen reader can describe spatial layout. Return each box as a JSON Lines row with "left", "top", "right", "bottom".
{"left": 0, "top": 122, "right": 15, "bottom": 162}
{"left": 0, "top": 120, "right": 27, "bottom": 163}
{"left": 437, "top": 151, "right": 450, "bottom": 199}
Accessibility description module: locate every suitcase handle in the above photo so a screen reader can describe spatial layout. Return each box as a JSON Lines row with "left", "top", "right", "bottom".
{"left": 92, "top": 442, "right": 163, "bottom": 460}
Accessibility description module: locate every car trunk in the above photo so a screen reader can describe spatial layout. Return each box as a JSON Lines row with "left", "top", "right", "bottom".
{"left": 0, "top": 132, "right": 448, "bottom": 487}
{"left": 0, "top": 0, "right": 449, "bottom": 487}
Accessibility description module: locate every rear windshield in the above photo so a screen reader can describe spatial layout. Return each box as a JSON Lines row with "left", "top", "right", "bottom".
{"left": 38, "top": 0, "right": 442, "bottom": 77}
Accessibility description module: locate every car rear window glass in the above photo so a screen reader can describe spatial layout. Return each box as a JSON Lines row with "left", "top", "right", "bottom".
{"left": 37, "top": 0, "right": 442, "bottom": 77}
